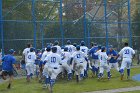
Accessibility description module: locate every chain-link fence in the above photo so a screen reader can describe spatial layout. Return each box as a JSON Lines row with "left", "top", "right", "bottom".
{"left": 0, "top": 0, "right": 140, "bottom": 56}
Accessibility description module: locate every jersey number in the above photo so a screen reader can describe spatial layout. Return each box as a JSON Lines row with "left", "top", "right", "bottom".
{"left": 124, "top": 49, "right": 129, "bottom": 54}
{"left": 68, "top": 48, "right": 72, "bottom": 52}
{"left": 76, "top": 54, "right": 81, "bottom": 58}
{"left": 28, "top": 55, "right": 31, "bottom": 59}
{"left": 100, "top": 55, "right": 102, "bottom": 60}
{"left": 81, "top": 49, "right": 85, "bottom": 53}
{"left": 51, "top": 57, "right": 56, "bottom": 63}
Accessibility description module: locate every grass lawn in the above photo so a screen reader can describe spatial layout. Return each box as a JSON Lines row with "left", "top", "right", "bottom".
{"left": 0, "top": 67, "right": 140, "bottom": 93}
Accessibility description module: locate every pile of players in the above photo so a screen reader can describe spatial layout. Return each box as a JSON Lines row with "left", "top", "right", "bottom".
{"left": 0, "top": 40, "right": 135, "bottom": 91}
{"left": 22, "top": 40, "right": 135, "bottom": 92}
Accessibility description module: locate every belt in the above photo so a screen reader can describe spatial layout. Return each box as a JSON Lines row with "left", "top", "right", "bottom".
{"left": 80, "top": 62, "right": 83, "bottom": 63}
{"left": 123, "top": 57, "right": 130, "bottom": 58}
{"left": 54, "top": 67, "right": 58, "bottom": 69}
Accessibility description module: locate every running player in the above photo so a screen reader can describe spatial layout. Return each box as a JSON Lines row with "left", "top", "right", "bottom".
{"left": 107, "top": 45, "right": 119, "bottom": 74}
{"left": 89, "top": 44, "right": 101, "bottom": 76}
{"left": 116, "top": 42, "right": 135, "bottom": 80}
{"left": 26, "top": 47, "right": 36, "bottom": 82}
{"left": 0, "top": 49, "right": 17, "bottom": 89}
{"left": 98, "top": 46, "right": 111, "bottom": 80}
{"left": 80, "top": 41, "right": 89, "bottom": 77}
{"left": 43, "top": 47, "right": 62, "bottom": 92}
{"left": 70, "top": 45, "right": 89, "bottom": 82}
{"left": 60, "top": 47, "right": 72, "bottom": 80}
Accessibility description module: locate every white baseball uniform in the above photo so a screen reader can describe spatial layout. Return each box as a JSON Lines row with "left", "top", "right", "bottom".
{"left": 54, "top": 45, "right": 62, "bottom": 55}
{"left": 98, "top": 52, "right": 110, "bottom": 74}
{"left": 44, "top": 53, "right": 61, "bottom": 79}
{"left": 94, "top": 49, "right": 101, "bottom": 68}
{"left": 42, "top": 51, "right": 52, "bottom": 77}
{"left": 119, "top": 46, "right": 135, "bottom": 70}
{"left": 65, "top": 45, "right": 76, "bottom": 54}
{"left": 26, "top": 52, "right": 36, "bottom": 76}
{"left": 60, "top": 51, "right": 72, "bottom": 74}
{"left": 80, "top": 46, "right": 89, "bottom": 70}
{"left": 72, "top": 51, "right": 87, "bottom": 75}
{"left": 23, "top": 48, "right": 30, "bottom": 62}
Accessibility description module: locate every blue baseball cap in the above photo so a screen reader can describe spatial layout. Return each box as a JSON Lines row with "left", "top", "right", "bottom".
{"left": 101, "top": 46, "right": 106, "bottom": 52}
{"left": 81, "top": 41, "right": 85, "bottom": 46}
{"left": 64, "top": 47, "right": 68, "bottom": 51}
{"left": 76, "top": 45, "right": 80, "bottom": 50}
{"left": 9, "top": 49, "right": 15, "bottom": 54}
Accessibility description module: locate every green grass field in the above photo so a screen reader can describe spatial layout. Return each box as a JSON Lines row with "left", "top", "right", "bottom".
{"left": 0, "top": 67, "right": 140, "bottom": 93}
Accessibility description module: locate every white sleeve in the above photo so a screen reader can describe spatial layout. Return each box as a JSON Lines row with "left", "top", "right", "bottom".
{"left": 105, "top": 54, "right": 108, "bottom": 60}
{"left": 34, "top": 54, "right": 36, "bottom": 61}
{"left": 41, "top": 53, "right": 45, "bottom": 61}
{"left": 119, "top": 48, "right": 124, "bottom": 56}
{"left": 23, "top": 49, "right": 25, "bottom": 55}
{"left": 44, "top": 56, "right": 49, "bottom": 62}
{"left": 131, "top": 49, "right": 135, "bottom": 55}
{"left": 94, "top": 50, "right": 99, "bottom": 55}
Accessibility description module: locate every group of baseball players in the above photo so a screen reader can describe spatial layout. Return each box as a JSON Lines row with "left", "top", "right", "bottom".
{"left": 0, "top": 40, "right": 135, "bottom": 92}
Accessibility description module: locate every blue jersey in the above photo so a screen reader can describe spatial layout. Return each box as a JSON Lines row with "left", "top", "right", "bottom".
{"left": 89, "top": 46, "right": 98, "bottom": 59}
{"left": 35, "top": 53, "right": 42, "bottom": 66}
{"left": 107, "top": 50, "right": 117, "bottom": 63}
{"left": 2, "top": 54, "right": 16, "bottom": 71}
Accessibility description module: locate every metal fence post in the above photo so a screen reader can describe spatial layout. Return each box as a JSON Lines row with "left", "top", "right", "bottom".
{"left": 32, "top": 0, "right": 37, "bottom": 49}
{"left": 104, "top": 0, "right": 109, "bottom": 49}
{"left": 83, "top": 0, "right": 87, "bottom": 45}
{"left": 127, "top": 0, "right": 132, "bottom": 47}
{"left": 59, "top": 0, "right": 64, "bottom": 46}
{"left": 0, "top": 0, "right": 4, "bottom": 57}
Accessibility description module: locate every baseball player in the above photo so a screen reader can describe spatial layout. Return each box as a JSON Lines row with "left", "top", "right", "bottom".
{"left": 26, "top": 47, "right": 36, "bottom": 82}
{"left": 0, "top": 49, "right": 17, "bottom": 89}
{"left": 80, "top": 41, "right": 89, "bottom": 77}
{"left": 70, "top": 45, "right": 89, "bottom": 82}
{"left": 98, "top": 46, "right": 111, "bottom": 80}
{"left": 60, "top": 47, "right": 72, "bottom": 80}
{"left": 34, "top": 49, "right": 42, "bottom": 78}
{"left": 43, "top": 47, "right": 62, "bottom": 92}
{"left": 107, "top": 45, "right": 119, "bottom": 74}
{"left": 116, "top": 42, "right": 135, "bottom": 80}
{"left": 65, "top": 40, "right": 75, "bottom": 54}
{"left": 89, "top": 44, "right": 101, "bottom": 76}
{"left": 42, "top": 46, "right": 52, "bottom": 88}
{"left": 53, "top": 40, "right": 62, "bottom": 55}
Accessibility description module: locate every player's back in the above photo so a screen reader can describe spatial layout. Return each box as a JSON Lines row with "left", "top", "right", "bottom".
{"left": 98, "top": 52, "right": 108, "bottom": 64}
{"left": 80, "top": 46, "right": 88, "bottom": 55}
{"left": 65, "top": 45, "right": 75, "bottom": 54}
{"left": 61, "top": 51, "right": 71, "bottom": 62}
{"left": 23, "top": 48, "right": 30, "bottom": 61}
{"left": 54, "top": 45, "right": 62, "bottom": 55}
{"left": 72, "top": 51, "right": 85, "bottom": 63}
{"left": 119, "top": 47, "right": 135, "bottom": 59}
{"left": 27, "top": 52, "right": 36, "bottom": 63}
{"left": 47, "top": 53, "right": 61, "bottom": 67}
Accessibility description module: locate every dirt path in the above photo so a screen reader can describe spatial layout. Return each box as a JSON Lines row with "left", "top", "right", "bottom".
{"left": 84, "top": 86, "right": 140, "bottom": 93}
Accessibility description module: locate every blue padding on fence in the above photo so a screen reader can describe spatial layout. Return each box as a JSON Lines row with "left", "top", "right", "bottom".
{"left": 132, "top": 74, "right": 140, "bottom": 81}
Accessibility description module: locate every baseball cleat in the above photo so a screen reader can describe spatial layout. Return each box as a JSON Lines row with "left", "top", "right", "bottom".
{"left": 120, "top": 73, "right": 124, "bottom": 80}
{"left": 7, "top": 84, "right": 11, "bottom": 89}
